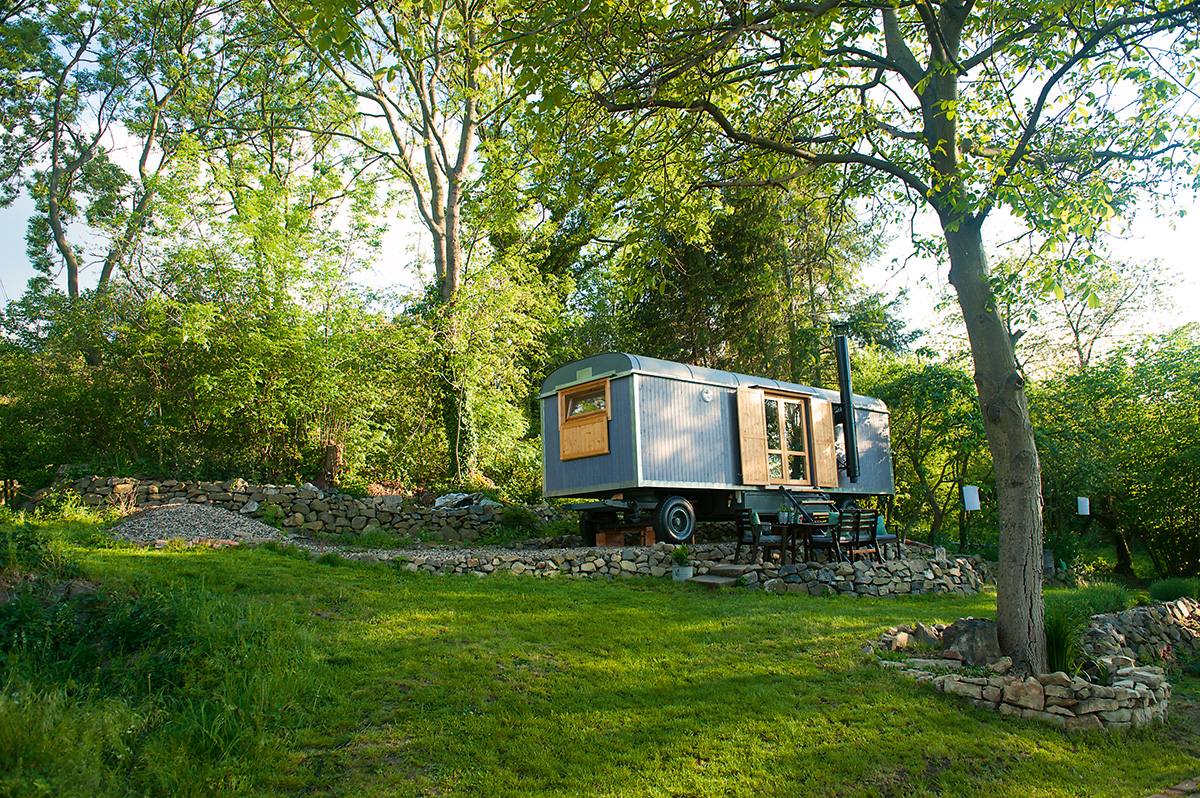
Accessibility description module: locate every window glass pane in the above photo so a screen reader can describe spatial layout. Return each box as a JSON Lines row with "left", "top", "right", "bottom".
{"left": 768, "top": 453, "right": 783, "bottom": 480}
{"left": 789, "top": 454, "right": 807, "bottom": 481}
{"left": 764, "top": 399, "right": 780, "bottom": 449}
{"left": 786, "top": 402, "right": 805, "bottom": 452}
{"left": 566, "top": 387, "right": 605, "bottom": 418}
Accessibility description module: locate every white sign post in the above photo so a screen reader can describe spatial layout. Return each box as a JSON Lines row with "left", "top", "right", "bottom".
{"left": 1077, "top": 496, "right": 1090, "bottom": 516}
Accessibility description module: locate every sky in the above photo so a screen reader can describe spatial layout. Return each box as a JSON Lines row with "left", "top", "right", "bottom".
{"left": 2, "top": 185, "right": 1198, "bottom": 341}
{"left": 863, "top": 200, "right": 1200, "bottom": 343}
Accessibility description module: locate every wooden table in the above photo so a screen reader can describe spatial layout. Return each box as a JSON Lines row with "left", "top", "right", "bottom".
{"left": 776, "top": 521, "right": 834, "bottom": 563}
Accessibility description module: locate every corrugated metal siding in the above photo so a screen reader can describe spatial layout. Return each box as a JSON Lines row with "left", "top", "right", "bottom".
{"left": 540, "top": 353, "right": 897, "bottom": 499}
{"left": 837, "top": 407, "right": 896, "bottom": 495}
{"left": 542, "top": 375, "right": 637, "bottom": 496}
{"left": 638, "top": 376, "right": 741, "bottom": 485}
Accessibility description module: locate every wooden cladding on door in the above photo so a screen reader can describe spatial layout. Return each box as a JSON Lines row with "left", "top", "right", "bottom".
{"left": 738, "top": 387, "right": 839, "bottom": 488}
{"left": 559, "top": 378, "right": 611, "bottom": 460}
{"left": 737, "top": 387, "right": 769, "bottom": 484}
{"left": 810, "top": 397, "right": 839, "bottom": 488}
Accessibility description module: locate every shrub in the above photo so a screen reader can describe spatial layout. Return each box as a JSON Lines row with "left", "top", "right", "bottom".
{"left": 499, "top": 505, "right": 540, "bottom": 532}
{"left": 32, "top": 487, "right": 89, "bottom": 520}
{"left": 1073, "top": 583, "right": 1134, "bottom": 616}
{"left": 541, "top": 518, "right": 580, "bottom": 538}
{"left": 1148, "top": 577, "right": 1200, "bottom": 602}
{"left": 0, "top": 522, "right": 51, "bottom": 572}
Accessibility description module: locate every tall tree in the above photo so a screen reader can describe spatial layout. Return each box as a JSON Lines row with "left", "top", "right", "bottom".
{"left": 514, "top": 0, "right": 1200, "bottom": 673}
{"left": 2, "top": 0, "right": 224, "bottom": 301}
{"left": 276, "top": 0, "right": 522, "bottom": 480}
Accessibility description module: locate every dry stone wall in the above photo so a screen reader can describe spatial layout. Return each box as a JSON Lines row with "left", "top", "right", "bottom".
{"left": 51, "top": 476, "right": 541, "bottom": 542}
{"left": 346, "top": 542, "right": 983, "bottom": 598}
{"left": 1081, "top": 599, "right": 1200, "bottom": 663}
{"left": 871, "top": 597, "right": 1200, "bottom": 732}
{"left": 43, "top": 476, "right": 983, "bottom": 596}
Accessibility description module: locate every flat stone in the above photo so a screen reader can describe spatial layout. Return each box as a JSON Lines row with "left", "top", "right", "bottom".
{"left": 943, "top": 680, "right": 983, "bottom": 700}
{"left": 1003, "top": 678, "right": 1045, "bottom": 711}
{"left": 1075, "top": 697, "right": 1120, "bottom": 714}
{"left": 1037, "top": 672, "right": 1072, "bottom": 687}
{"left": 904, "top": 658, "right": 961, "bottom": 671}
{"left": 707, "top": 564, "right": 756, "bottom": 577}
{"left": 1063, "top": 714, "right": 1104, "bottom": 732}
{"left": 689, "top": 575, "right": 738, "bottom": 588}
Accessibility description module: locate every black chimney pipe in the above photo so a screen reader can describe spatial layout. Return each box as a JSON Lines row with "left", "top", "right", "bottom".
{"left": 833, "top": 330, "right": 860, "bottom": 483}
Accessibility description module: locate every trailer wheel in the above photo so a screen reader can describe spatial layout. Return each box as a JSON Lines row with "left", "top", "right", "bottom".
{"left": 654, "top": 496, "right": 695, "bottom": 544}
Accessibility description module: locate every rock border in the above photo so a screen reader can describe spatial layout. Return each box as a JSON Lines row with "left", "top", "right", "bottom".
{"left": 868, "top": 597, "right": 1200, "bottom": 732}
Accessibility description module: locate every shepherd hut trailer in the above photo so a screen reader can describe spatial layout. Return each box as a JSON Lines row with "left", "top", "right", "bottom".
{"left": 540, "top": 344, "right": 895, "bottom": 544}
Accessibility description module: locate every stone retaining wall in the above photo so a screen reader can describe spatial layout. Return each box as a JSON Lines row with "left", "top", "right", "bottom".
{"left": 45, "top": 476, "right": 549, "bottom": 542}
{"left": 872, "top": 598, "right": 1200, "bottom": 732}
{"left": 352, "top": 542, "right": 982, "bottom": 597}
{"left": 42, "top": 476, "right": 744, "bottom": 544}
{"left": 1081, "top": 598, "right": 1200, "bottom": 663}
{"left": 914, "top": 665, "right": 1170, "bottom": 732}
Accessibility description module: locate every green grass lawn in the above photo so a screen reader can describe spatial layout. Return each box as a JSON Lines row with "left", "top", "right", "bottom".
{"left": 3, "top": 523, "right": 1199, "bottom": 797}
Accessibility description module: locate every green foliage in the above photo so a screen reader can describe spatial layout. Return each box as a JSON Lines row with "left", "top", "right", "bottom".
{"left": 0, "top": 523, "right": 50, "bottom": 572}
{"left": 1149, "top": 578, "right": 1200, "bottom": 602}
{"left": 671, "top": 544, "right": 689, "bottom": 565}
{"left": 856, "top": 351, "right": 990, "bottom": 547}
{"left": 1043, "top": 584, "right": 1133, "bottom": 673}
{"left": 570, "top": 189, "right": 890, "bottom": 388}
{"left": 1043, "top": 597, "right": 1087, "bottom": 674}
{"left": 1072, "top": 583, "right": 1135, "bottom": 616}
{"left": 259, "top": 539, "right": 311, "bottom": 561}
{"left": 499, "top": 505, "right": 541, "bottom": 532}
{"left": 0, "top": 570, "right": 332, "bottom": 796}
{"left": 541, "top": 518, "right": 580, "bottom": 538}
{"left": 316, "top": 551, "right": 347, "bottom": 567}
{"left": 0, "top": 522, "right": 79, "bottom": 578}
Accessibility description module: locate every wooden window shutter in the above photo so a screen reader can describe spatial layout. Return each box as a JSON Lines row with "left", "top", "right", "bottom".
{"left": 559, "top": 379, "right": 611, "bottom": 460}
{"left": 811, "top": 397, "right": 839, "bottom": 488}
{"left": 736, "top": 387, "right": 769, "bottom": 485}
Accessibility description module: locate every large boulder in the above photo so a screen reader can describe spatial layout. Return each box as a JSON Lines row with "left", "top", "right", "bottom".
{"left": 941, "top": 618, "right": 1002, "bottom": 666}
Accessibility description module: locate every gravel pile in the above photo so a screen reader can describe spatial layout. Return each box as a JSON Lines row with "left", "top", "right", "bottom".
{"left": 109, "top": 503, "right": 283, "bottom": 546}
{"left": 106, "top": 502, "right": 674, "bottom": 563}
{"left": 103, "top": 503, "right": 545, "bottom": 557}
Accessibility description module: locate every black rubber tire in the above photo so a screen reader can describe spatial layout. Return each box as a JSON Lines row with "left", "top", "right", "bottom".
{"left": 654, "top": 495, "right": 696, "bottom": 544}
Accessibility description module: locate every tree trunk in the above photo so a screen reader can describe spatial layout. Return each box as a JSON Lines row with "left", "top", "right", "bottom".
{"left": 1095, "top": 496, "right": 1133, "bottom": 575}
{"left": 946, "top": 218, "right": 1047, "bottom": 675}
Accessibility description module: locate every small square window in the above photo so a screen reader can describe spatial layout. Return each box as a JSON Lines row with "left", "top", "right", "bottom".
{"left": 559, "top": 378, "right": 611, "bottom": 460}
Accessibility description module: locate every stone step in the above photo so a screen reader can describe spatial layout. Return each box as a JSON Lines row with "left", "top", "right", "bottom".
{"left": 707, "top": 564, "right": 755, "bottom": 577}
{"left": 689, "top": 575, "right": 739, "bottom": 588}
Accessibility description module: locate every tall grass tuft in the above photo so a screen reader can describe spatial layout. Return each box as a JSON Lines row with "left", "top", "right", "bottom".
{"left": 1149, "top": 577, "right": 1200, "bottom": 602}
{"left": 1044, "top": 597, "right": 1086, "bottom": 674}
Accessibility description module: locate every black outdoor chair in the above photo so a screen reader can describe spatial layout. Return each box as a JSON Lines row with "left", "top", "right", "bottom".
{"left": 806, "top": 508, "right": 882, "bottom": 563}
{"left": 734, "top": 507, "right": 784, "bottom": 564}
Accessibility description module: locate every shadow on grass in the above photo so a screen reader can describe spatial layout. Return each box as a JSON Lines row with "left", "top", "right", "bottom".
{"left": 80, "top": 547, "right": 1200, "bottom": 798}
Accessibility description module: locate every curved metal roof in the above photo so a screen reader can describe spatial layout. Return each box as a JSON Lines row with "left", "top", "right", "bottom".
{"left": 541, "top": 352, "right": 888, "bottom": 412}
